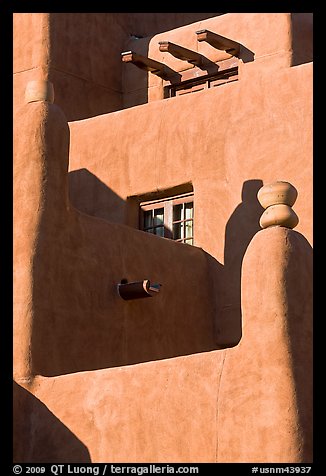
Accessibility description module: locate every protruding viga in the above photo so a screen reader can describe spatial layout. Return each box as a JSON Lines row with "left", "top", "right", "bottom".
{"left": 257, "top": 181, "right": 299, "bottom": 229}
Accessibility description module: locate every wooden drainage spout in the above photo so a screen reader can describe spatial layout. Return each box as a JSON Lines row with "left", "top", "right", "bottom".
{"left": 117, "top": 280, "right": 161, "bottom": 300}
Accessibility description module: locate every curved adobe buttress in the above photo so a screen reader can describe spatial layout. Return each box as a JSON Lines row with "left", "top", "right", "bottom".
{"left": 217, "top": 224, "right": 312, "bottom": 462}
{"left": 13, "top": 80, "right": 70, "bottom": 381}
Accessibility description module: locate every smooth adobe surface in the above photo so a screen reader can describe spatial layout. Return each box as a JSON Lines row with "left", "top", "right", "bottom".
{"left": 124, "top": 13, "right": 311, "bottom": 107}
{"left": 13, "top": 14, "right": 51, "bottom": 113}
{"left": 13, "top": 99, "right": 70, "bottom": 379}
{"left": 68, "top": 58, "right": 312, "bottom": 348}
{"left": 14, "top": 226, "right": 312, "bottom": 463}
{"left": 13, "top": 99, "right": 223, "bottom": 379}
{"left": 13, "top": 13, "right": 221, "bottom": 120}
{"left": 13, "top": 98, "right": 312, "bottom": 461}
{"left": 13, "top": 381, "right": 91, "bottom": 463}
{"left": 13, "top": 13, "right": 313, "bottom": 463}
{"left": 16, "top": 352, "right": 223, "bottom": 463}
{"left": 217, "top": 227, "right": 312, "bottom": 462}
{"left": 69, "top": 62, "right": 312, "bottom": 260}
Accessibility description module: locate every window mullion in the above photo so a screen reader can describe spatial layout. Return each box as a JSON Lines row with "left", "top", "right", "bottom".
{"left": 182, "top": 203, "right": 186, "bottom": 241}
{"left": 164, "top": 202, "right": 173, "bottom": 239}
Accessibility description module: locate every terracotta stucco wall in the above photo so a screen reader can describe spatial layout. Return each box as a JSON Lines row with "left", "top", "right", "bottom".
{"left": 122, "top": 13, "right": 312, "bottom": 107}
{"left": 68, "top": 60, "right": 312, "bottom": 345}
{"left": 14, "top": 100, "right": 224, "bottom": 379}
{"left": 68, "top": 15, "right": 313, "bottom": 259}
{"left": 13, "top": 13, "right": 127, "bottom": 119}
{"left": 14, "top": 226, "right": 312, "bottom": 463}
{"left": 13, "top": 13, "right": 50, "bottom": 113}
{"left": 13, "top": 13, "right": 221, "bottom": 120}
{"left": 13, "top": 12, "right": 313, "bottom": 463}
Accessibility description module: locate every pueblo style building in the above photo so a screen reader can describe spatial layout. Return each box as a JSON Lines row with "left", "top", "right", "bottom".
{"left": 13, "top": 13, "right": 313, "bottom": 463}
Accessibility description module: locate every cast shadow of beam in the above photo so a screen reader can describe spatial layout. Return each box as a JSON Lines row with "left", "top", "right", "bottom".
{"left": 13, "top": 382, "right": 91, "bottom": 463}
{"left": 192, "top": 43, "right": 255, "bottom": 75}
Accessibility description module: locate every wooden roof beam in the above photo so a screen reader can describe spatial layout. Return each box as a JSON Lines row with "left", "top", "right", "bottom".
{"left": 121, "top": 51, "right": 167, "bottom": 76}
{"left": 195, "top": 29, "right": 240, "bottom": 56}
{"left": 158, "top": 41, "right": 204, "bottom": 66}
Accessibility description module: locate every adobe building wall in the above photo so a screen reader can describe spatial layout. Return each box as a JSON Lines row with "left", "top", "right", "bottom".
{"left": 217, "top": 226, "right": 312, "bottom": 462}
{"left": 14, "top": 225, "right": 312, "bottom": 463}
{"left": 68, "top": 13, "right": 313, "bottom": 257}
{"left": 13, "top": 13, "right": 313, "bottom": 463}
{"left": 14, "top": 14, "right": 50, "bottom": 112}
{"left": 14, "top": 13, "right": 221, "bottom": 121}
{"left": 68, "top": 42, "right": 312, "bottom": 344}
{"left": 121, "top": 13, "right": 312, "bottom": 108}
{"left": 14, "top": 100, "right": 223, "bottom": 379}
{"left": 69, "top": 61, "right": 313, "bottom": 247}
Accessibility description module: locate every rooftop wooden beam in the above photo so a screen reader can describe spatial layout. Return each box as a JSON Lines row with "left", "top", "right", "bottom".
{"left": 158, "top": 41, "right": 204, "bottom": 66}
{"left": 121, "top": 51, "right": 167, "bottom": 76}
{"left": 195, "top": 29, "right": 240, "bottom": 56}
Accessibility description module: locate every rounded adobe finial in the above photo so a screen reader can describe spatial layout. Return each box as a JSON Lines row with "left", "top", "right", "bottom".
{"left": 25, "top": 80, "right": 54, "bottom": 104}
{"left": 259, "top": 204, "right": 299, "bottom": 229}
{"left": 257, "top": 181, "right": 297, "bottom": 209}
{"left": 257, "top": 181, "right": 299, "bottom": 229}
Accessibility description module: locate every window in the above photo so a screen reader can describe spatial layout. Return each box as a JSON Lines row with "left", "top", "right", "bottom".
{"left": 164, "top": 67, "right": 238, "bottom": 98}
{"left": 140, "top": 193, "right": 194, "bottom": 245}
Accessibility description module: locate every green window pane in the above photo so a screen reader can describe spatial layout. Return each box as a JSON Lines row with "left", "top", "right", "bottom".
{"left": 185, "top": 202, "right": 193, "bottom": 220}
{"left": 173, "top": 222, "right": 183, "bottom": 240}
{"left": 154, "top": 208, "right": 164, "bottom": 226}
{"left": 155, "top": 226, "right": 165, "bottom": 237}
{"left": 185, "top": 220, "right": 193, "bottom": 238}
{"left": 173, "top": 204, "right": 182, "bottom": 222}
{"left": 144, "top": 211, "right": 152, "bottom": 229}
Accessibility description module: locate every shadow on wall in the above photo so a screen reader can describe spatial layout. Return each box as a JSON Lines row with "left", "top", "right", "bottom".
{"left": 33, "top": 172, "right": 309, "bottom": 377}
{"left": 48, "top": 14, "right": 223, "bottom": 120}
{"left": 121, "top": 14, "right": 225, "bottom": 110}
{"left": 291, "top": 13, "right": 313, "bottom": 67}
{"left": 219, "top": 179, "right": 264, "bottom": 347}
{"left": 13, "top": 382, "right": 91, "bottom": 463}
{"left": 122, "top": 36, "right": 255, "bottom": 110}
{"left": 69, "top": 169, "right": 126, "bottom": 224}
{"left": 68, "top": 172, "right": 264, "bottom": 355}
{"left": 115, "top": 13, "right": 224, "bottom": 37}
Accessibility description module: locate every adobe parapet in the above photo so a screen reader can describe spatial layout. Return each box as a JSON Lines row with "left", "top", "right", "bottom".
{"left": 14, "top": 82, "right": 221, "bottom": 379}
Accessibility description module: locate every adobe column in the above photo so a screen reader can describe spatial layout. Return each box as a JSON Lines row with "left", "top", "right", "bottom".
{"left": 217, "top": 181, "right": 312, "bottom": 462}
{"left": 13, "top": 80, "right": 70, "bottom": 382}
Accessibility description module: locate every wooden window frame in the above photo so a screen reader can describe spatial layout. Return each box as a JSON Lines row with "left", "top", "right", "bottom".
{"left": 140, "top": 192, "right": 194, "bottom": 245}
{"left": 164, "top": 66, "right": 238, "bottom": 99}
